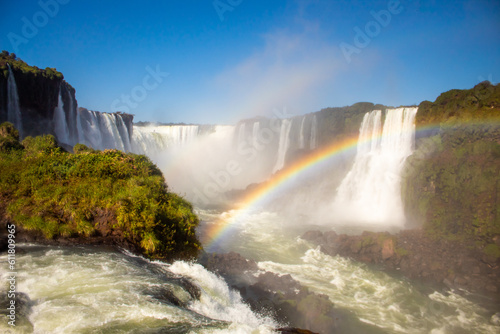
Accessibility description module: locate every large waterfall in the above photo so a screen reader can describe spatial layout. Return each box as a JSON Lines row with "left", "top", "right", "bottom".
{"left": 333, "top": 107, "right": 418, "bottom": 226}
{"left": 7, "top": 64, "right": 22, "bottom": 138}
{"left": 131, "top": 125, "right": 200, "bottom": 155}
{"left": 77, "top": 109, "right": 133, "bottom": 151}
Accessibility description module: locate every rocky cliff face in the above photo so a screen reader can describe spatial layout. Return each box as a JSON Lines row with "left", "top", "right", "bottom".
{"left": 402, "top": 82, "right": 500, "bottom": 255}
{"left": 0, "top": 51, "right": 133, "bottom": 148}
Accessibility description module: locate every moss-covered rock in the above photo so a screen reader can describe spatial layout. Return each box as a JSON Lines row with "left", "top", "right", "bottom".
{"left": 402, "top": 83, "right": 500, "bottom": 247}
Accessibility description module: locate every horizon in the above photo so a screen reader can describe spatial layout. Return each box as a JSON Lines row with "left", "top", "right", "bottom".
{"left": 1, "top": 0, "right": 499, "bottom": 124}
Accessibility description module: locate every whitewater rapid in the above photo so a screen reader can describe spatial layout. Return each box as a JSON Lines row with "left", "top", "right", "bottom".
{"left": 0, "top": 245, "right": 278, "bottom": 334}
{"left": 199, "top": 209, "right": 499, "bottom": 334}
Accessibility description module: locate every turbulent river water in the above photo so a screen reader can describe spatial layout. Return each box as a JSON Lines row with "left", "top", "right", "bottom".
{"left": 1, "top": 209, "right": 498, "bottom": 334}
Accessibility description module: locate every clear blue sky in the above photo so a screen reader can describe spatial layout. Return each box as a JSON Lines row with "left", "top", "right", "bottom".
{"left": 1, "top": 0, "right": 499, "bottom": 124}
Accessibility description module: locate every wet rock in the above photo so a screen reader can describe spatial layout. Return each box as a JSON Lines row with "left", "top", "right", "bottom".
{"left": 201, "top": 251, "right": 340, "bottom": 333}
{"left": 146, "top": 286, "right": 185, "bottom": 307}
{"left": 277, "top": 327, "right": 319, "bottom": 334}
{"left": 177, "top": 278, "right": 201, "bottom": 300}
{"left": 491, "top": 312, "right": 500, "bottom": 326}
{"left": 381, "top": 238, "right": 395, "bottom": 260}
{"left": 301, "top": 230, "right": 324, "bottom": 243}
{"left": 202, "top": 251, "right": 258, "bottom": 277}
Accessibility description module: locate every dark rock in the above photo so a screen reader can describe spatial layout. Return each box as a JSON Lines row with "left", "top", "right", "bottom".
{"left": 200, "top": 251, "right": 340, "bottom": 333}
{"left": 301, "top": 230, "right": 324, "bottom": 242}
{"left": 177, "top": 278, "right": 201, "bottom": 300}
{"left": 276, "top": 327, "right": 319, "bottom": 334}
{"left": 202, "top": 251, "right": 259, "bottom": 278}
{"left": 145, "top": 286, "right": 185, "bottom": 307}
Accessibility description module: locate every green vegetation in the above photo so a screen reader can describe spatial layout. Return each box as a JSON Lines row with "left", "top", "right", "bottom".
{"left": 316, "top": 102, "right": 389, "bottom": 147}
{"left": 0, "top": 122, "right": 201, "bottom": 259}
{"left": 402, "top": 83, "right": 500, "bottom": 254}
{"left": 417, "top": 81, "right": 500, "bottom": 126}
{"left": 0, "top": 50, "right": 64, "bottom": 80}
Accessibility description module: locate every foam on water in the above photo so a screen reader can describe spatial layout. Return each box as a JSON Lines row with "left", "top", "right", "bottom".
{"left": 0, "top": 245, "right": 277, "bottom": 334}
{"left": 199, "top": 210, "right": 499, "bottom": 334}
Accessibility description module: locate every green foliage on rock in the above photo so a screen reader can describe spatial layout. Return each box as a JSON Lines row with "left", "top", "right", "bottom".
{"left": 0, "top": 123, "right": 201, "bottom": 259}
{"left": 0, "top": 50, "right": 64, "bottom": 80}
{"left": 0, "top": 122, "right": 23, "bottom": 152}
{"left": 402, "top": 83, "right": 500, "bottom": 249}
{"left": 417, "top": 81, "right": 500, "bottom": 126}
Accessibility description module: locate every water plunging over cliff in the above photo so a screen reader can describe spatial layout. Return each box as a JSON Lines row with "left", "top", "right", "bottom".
{"left": 333, "top": 107, "right": 418, "bottom": 226}
{"left": 53, "top": 88, "right": 71, "bottom": 145}
{"left": 7, "top": 65, "right": 22, "bottom": 138}
{"left": 273, "top": 118, "right": 293, "bottom": 173}
{"left": 131, "top": 125, "right": 199, "bottom": 155}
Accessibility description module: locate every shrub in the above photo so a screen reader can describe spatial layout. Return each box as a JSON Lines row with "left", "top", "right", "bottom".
{"left": 0, "top": 127, "right": 201, "bottom": 260}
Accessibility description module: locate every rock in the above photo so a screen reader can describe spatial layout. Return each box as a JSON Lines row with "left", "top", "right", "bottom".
{"left": 491, "top": 312, "right": 500, "bottom": 326}
{"left": 381, "top": 238, "right": 395, "bottom": 260}
{"left": 276, "top": 327, "right": 319, "bottom": 334}
{"left": 177, "top": 278, "right": 201, "bottom": 300}
{"left": 301, "top": 230, "right": 324, "bottom": 242}
{"left": 202, "top": 251, "right": 258, "bottom": 277}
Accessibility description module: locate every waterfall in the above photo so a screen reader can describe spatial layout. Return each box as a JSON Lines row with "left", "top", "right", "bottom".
{"left": 309, "top": 115, "right": 317, "bottom": 150}
{"left": 273, "top": 118, "right": 293, "bottom": 173}
{"left": 131, "top": 125, "right": 199, "bottom": 155}
{"left": 7, "top": 65, "right": 23, "bottom": 137}
{"left": 298, "top": 116, "right": 306, "bottom": 149}
{"left": 76, "top": 108, "right": 134, "bottom": 151}
{"left": 332, "top": 107, "right": 418, "bottom": 226}
{"left": 53, "top": 87, "right": 71, "bottom": 145}
{"left": 116, "top": 115, "right": 132, "bottom": 152}
{"left": 237, "top": 123, "right": 246, "bottom": 147}
{"left": 65, "top": 87, "right": 78, "bottom": 145}
{"left": 252, "top": 121, "right": 260, "bottom": 149}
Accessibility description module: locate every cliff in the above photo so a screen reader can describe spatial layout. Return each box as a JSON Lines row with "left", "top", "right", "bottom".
{"left": 402, "top": 82, "right": 500, "bottom": 254}
{"left": 0, "top": 51, "right": 133, "bottom": 148}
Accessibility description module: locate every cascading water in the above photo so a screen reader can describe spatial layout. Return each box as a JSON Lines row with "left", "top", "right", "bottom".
{"left": 76, "top": 108, "right": 134, "bottom": 151}
{"left": 53, "top": 87, "right": 71, "bottom": 145}
{"left": 0, "top": 245, "right": 277, "bottom": 333}
{"left": 332, "top": 107, "right": 418, "bottom": 226}
{"left": 272, "top": 118, "right": 293, "bottom": 173}
{"left": 237, "top": 122, "right": 247, "bottom": 147}
{"left": 131, "top": 125, "right": 199, "bottom": 155}
{"left": 310, "top": 114, "right": 317, "bottom": 150}
{"left": 7, "top": 64, "right": 23, "bottom": 137}
{"left": 252, "top": 121, "right": 260, "bottom": 149}
{"left": 298, "top": 116, "right": 306, "bottom": 149}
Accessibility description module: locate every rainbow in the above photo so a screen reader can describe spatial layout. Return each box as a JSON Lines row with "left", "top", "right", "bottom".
{"left": 202, "top": 119, "right": 500, "bottom": 250}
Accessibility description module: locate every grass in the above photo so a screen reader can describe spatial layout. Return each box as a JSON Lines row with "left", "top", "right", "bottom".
{"left": 0, "top": 122, "right": 201, "bottom": 259}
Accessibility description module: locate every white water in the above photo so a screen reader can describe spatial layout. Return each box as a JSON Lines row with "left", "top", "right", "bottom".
{"left": 53, "top": 88, "right": 70, "bottom": 145}
{"left": 310, "top": 114, "right": 317, "bottom": 150}
{"left": 0, "top": 245, "right": 277, "bottom": 334}
{"left": 333, "top": 107, "right": 418, "bottom": 226}
{"left": 252, "top": 121, "right": 260, "bottom": 149}
{"left": 298, "top": 116, "right": 306, "bottom": 149}
{"left": 272, "top": 119, "right": 293, "bottom": 173}
{"left": 132, "top": 125, "right": 199, "bottom": 155}
{"left": 7, "top": 64, "right": 23, "bottom": 138}
{"left": 200, "top": 210, "right": 499, "bottom": 334}
{"left": 77, "top": 109, "right": 135, "bottom": 151}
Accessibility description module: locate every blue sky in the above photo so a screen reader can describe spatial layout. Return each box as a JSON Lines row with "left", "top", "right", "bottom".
{"left": 1, "top": 0, "right": 499, "bottom": 124}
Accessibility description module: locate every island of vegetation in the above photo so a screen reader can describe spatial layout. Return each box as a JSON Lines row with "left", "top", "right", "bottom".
{"left": 0, "top": 122, "right": 201, "bottom": 260}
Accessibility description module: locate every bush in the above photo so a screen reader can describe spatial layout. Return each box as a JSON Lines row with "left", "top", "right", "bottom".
{"left": 0, "top": 128, "right": 201, "bottom": 260}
